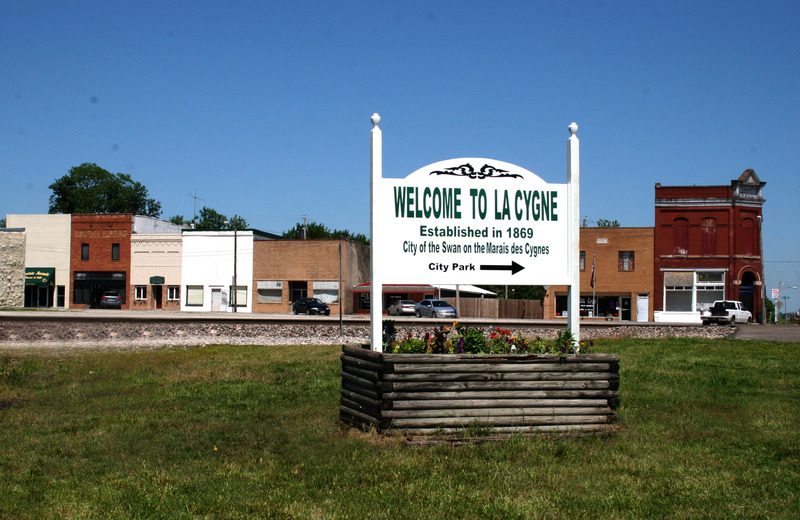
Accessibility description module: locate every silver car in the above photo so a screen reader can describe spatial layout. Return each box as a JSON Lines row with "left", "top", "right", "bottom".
{"left": 415, "top": 299, "right": 457, "bottom": 318}
{"left": 387, "top": 299, "right": 417, "bottom": 316}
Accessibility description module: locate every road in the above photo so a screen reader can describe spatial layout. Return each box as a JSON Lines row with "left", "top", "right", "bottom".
{"left": 733, "top": 324, "right": 800, "bottom": 342}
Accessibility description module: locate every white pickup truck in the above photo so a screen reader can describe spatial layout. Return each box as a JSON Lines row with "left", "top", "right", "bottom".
{"left": 701, "top": 300, "right": 753, "bottom": 325}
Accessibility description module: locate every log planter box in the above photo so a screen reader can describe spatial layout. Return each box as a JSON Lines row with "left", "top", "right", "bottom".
{"left": 340, "top": 344, "right": 620, "bottom": 436}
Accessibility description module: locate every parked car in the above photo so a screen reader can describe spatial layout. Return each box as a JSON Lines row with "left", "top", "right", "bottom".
{"left": 415, "top": 299, "right": 457, "bottom": 318}
{"left": 701, "top": 300, "right": 753, "bottom": 325}
{"left": 100, "top": 290, "right": 122, "bottom": 309}
{"left": 387, "top": 300, "right": 417, "bottom": 316}
{"left": 292, "top": 297, "right": 331, "bottom": 316}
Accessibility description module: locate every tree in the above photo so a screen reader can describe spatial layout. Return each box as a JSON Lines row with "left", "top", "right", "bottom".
{"left": 0, "top": 218, "right": 5, "bottom": 228}
{"left": 596, "top": 218, "right": 621, "bottom": 227}
{"left": 169, "top": 215, "right": 187, "bottom": 226}
{"left": 477, "top": 285, "right": 545, "bottom": 300}
{"left": 282, "top": 221, "right": 369, "bottom": 245}
{"left": 195, "top": 206, "right": 248, "bottom": 230}
{"left": 48, "top": 163, "right": 162, "bottom": 216}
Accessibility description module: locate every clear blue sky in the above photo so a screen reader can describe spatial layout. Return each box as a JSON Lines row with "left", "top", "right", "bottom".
{"left": 2, "top": 1, "right": 799, "bottom": 312}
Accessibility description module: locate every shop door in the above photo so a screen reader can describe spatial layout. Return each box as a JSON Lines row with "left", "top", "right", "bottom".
{"left": 620, "top": 297, "right": 632, "bottom": 321}
{"left": 636, "top": 293, "right": 650, "bottom": 322}
{"left": 153, "top": 285, "right": 163, "bottom": 309}
{"left": 290, "top": 281, "right": 308, "bottom": 303}
{"left": 211, "top": 289, "right": 222, "bottom": 311}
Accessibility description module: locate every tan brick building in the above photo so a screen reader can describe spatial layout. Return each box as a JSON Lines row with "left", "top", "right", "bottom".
{"left": 252, "top": 239, "right": 370, "bottom": 315}
{"left": 544, "top": 227, "right": 654, "bottom": 321}
{"left": 130, "top": 234, "right": 182, "bottom": 311}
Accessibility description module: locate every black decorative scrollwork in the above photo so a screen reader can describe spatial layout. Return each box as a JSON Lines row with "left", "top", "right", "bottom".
{"left": 429, "top": 163, "right": 522, "bottom": 180}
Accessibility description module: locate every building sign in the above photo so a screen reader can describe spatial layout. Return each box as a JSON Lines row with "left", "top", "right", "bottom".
{"left": 375, "top": 158, "right": 571, "bottom": 285}
{"left": 25, "top": 267, "right": 55, "bottom": 286}
{"left": 313, "top": 281, "right": 339, "bottom": 290}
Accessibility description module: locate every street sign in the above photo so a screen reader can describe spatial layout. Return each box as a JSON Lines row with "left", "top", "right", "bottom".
{"left": 772, "top": 288, "right": 780, "bottom": 300}
{"left": 374, "top": 158, "right": 571, "bottom": 285}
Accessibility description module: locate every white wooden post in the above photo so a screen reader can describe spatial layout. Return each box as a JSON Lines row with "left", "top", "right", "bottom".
{"left": 370, "top": 113, "right": 383, "bottom": 351}
{"left": 567, "top": 122, "right": 580, "bottom": 344}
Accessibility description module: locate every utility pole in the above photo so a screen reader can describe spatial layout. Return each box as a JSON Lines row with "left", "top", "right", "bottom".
{"left": 233, "top": 215, "right": 238, "bottom": 313}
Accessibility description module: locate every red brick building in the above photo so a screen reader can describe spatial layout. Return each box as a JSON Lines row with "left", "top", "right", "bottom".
{"left": 654, "top": 170, "right": 765, "bottom": 322}
{"left": 71, "top": 214, "right": 133, "bottom": 309}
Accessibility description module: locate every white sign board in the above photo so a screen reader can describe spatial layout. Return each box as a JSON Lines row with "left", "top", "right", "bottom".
{"left": 772, "top": 288, "right": 780, "bottom": 300}
{"left": 368, "top": 114, "right": 581, "bottom": 351}
{"left": 375, "top": 159, "right": 571, "bottom": 285}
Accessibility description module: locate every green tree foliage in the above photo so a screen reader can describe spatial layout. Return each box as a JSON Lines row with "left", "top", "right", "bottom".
{"left": 596, "top": 218, "right": 621, "bottom": 227}
{"left": 0, "top": 218, "right": 5, "bottom": 228}
{"left": 169, "top": 215, "right": 187, "bottom": 226}
{"left": 48, "top": 163, "right": 162, "bottom": 216}
{"left": 282, "top": 221, "right": 369, "bottom": 245}
{"left": 476, "top": 285, "right": 545, "bottom": 300}
{"left": 195, "top": 207, "right": 248, "bottom": 230}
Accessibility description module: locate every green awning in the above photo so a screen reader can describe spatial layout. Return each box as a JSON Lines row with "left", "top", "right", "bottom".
{"left": 25, "top": 267, "right": 55, "bottom": 286}
{"left": 150, "top": 276, "right": 165, "bottom": 285}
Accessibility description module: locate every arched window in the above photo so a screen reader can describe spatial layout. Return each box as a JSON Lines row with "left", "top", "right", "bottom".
{"left": 701, "top": 218, "right": 717, "bottom": 255}
{"left": 741, "top": 218, "right": 755, "bottom": 255}
{"left": 673, "top": 218, "right": 689, "bottom": 255}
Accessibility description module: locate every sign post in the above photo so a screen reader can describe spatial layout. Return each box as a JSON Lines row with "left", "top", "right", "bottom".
{"left": 370, "top": 113, "right": 383, "bottom": 351}
{"left": 369, "top": 115, "right": 580, "bottom": 351}
{"left": 567, "top": 122, "right": 580, "bottom": 343}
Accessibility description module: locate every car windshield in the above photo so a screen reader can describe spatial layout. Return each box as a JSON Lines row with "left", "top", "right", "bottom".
{"left": 401, "top": 301, "right": 414, "bottom": 305}
{"left": 104, "top": 292, "right": 119, "bottom": 297}
{"left": 432, "top": 301, "right": 450, "bottom": 307}
{"left": 308, "top": 298, "right": 323, "bottom": 304}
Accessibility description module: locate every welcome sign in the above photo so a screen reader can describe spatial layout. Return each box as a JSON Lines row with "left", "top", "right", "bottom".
{"left": 369, "top": 114, "right": 581, "bottom": 350}
{"left": 375, "top": 158, "right": 571, "bottom": 285}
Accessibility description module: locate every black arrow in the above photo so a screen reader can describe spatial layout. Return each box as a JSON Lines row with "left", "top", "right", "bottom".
{"left": 480, "top": 261, "right": 525, "bottom": 275}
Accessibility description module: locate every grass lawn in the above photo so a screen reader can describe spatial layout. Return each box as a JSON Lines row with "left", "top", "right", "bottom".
{"left": 1, "top": 338, "right": 798, "bottom": 519}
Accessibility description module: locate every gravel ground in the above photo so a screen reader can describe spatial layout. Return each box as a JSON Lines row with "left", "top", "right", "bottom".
{"left": 0, "top": 318, "right": 736, "bottom": 354}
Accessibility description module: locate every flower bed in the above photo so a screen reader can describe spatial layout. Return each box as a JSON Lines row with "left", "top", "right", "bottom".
{"left": 340, "top": 324, "right": 619, "bottom": 436}
{"left": 383, "top": 320, "right": 592, "bottom": 355}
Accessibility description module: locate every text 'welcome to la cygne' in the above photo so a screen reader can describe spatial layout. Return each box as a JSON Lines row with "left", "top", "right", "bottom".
{"left": 393, "top": 187, "right": 559, "bottom": 222}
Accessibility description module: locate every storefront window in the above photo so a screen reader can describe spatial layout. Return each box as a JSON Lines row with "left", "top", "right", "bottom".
{"left": 663, "top": 270, "right": 725, "bottom": 312}
{"left": 313, "top": 281, "right": 340, "bottom": 304}
{"left": 229, "top": 286, "right": 247, "bottom": 307}
{"left": 186, "top": 285, "right": 203, "bottom": 306}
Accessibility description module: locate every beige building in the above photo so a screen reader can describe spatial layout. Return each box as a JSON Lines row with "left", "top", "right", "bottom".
{"left": 7, "top": 214, "right": 72, "bottom": 308}
{"left": 130, "top": 234, "right": 183, "bottom": 310}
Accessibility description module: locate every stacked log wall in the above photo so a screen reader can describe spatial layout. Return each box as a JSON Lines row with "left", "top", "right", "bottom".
{"left": 340, "top": 344, "right": 619, "bottom": 436}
